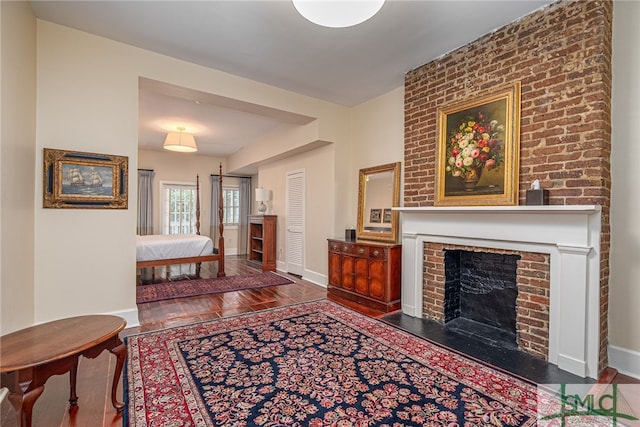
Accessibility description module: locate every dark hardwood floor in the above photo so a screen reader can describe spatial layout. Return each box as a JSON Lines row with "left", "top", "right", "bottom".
{"left": 1, "top": 255, "right": 637, "bottom": 426}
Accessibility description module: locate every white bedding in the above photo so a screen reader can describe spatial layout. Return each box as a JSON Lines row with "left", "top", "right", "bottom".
{"left": 136, "top": 234, "right": 215, "bottom": 262}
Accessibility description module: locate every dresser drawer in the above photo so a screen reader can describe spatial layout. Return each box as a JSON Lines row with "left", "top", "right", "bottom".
{"left": 329, "top": 241, "right": 356, "bottom": 254}
{"left": 354, "top": 246, "right": 369, "bottom": 257}
{"left": 340, "top": 242, "right": 355, "bottom": 254}
{"left": 369, "top": 247, "right": 387, "bottom": 260}
{"left": 329, "top": 241, "right": 343, "bottom": 252}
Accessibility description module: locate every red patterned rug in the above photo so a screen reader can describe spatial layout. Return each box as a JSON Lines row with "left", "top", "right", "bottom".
{"left": 136, "top": 271, "right": 294, "bottom": 304}
{"left": 124, "top": 300, "right": 542, "bottom": 426}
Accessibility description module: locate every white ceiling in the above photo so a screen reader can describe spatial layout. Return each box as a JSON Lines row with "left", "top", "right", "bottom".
{"left": 29, "top": 0, "right": 553, "bottom": 159}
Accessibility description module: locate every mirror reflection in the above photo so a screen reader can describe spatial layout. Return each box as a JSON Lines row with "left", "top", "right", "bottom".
{"left": 357, "top": 162, "right": 401, "bottom": 243}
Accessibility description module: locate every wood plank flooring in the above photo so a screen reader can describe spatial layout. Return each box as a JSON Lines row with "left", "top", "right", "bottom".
{"left": 1, "top": 255, "right": 637, "bottom": 426}
{"left": 0, "top": 256, "right": 328, "bottom": 427}
{"left": 133, "top": 256, "right": 329, "bottom": 332}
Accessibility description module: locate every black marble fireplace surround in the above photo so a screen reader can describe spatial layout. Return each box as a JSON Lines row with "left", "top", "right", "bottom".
{"left": 443, "top": 250, "right": 520, "bottom": 350}
{"left": 384, "top": 247, "right": 591, "bottom": 384}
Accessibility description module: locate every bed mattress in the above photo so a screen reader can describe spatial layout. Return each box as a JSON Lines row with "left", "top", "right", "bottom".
{"left": 136, "top": 234, "right": 214, "bottom": 262}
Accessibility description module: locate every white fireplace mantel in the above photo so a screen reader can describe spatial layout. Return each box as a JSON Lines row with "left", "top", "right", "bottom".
{"left": 395, "top": 205, "right": 601, "bottom": 379}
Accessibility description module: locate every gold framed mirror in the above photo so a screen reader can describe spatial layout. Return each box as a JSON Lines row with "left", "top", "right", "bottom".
{"left": 356, "top": 162, "right": 401, "bottom": 243}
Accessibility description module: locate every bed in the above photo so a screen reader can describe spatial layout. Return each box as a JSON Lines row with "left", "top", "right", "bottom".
{"left": 136, "top": 166, "right": 225, "bottom": 282}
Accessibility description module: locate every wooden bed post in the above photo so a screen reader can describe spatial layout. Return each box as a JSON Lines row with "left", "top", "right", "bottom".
{"left": 195, "top": 174, "right": 201, "bottom": 236}
{"left": 195, "top": 174, "right": 202, "bottom": 277}
{"left": 217, "top": 163, "right": 225, "bottom": 277}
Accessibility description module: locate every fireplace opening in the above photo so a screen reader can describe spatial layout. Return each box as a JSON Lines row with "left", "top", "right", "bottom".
{"left": 444, "top": 250, "right": 521, "bottom": 350}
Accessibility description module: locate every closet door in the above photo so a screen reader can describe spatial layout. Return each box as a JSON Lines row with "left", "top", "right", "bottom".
{"left": 286, "top": 169, "right": 305, "bottom": 276}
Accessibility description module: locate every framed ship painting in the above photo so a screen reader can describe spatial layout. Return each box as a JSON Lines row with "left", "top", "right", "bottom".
{"left": 43, "top": 148, "right": 128, "bottom": 209}
{"left": 434, "top": 82, "right": 521, "bottom": 206}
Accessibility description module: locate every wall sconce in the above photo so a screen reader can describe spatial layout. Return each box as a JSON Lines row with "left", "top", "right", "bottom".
{"left": 163, "top": 126, "right": 197, "bottom": 153}
{"left": 255, "top": 188, "right": 269, "bottom": 214}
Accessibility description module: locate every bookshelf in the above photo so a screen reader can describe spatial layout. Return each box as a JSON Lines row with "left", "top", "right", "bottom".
{"left": 248, "top": 215, "right": 277, "bottom": 271}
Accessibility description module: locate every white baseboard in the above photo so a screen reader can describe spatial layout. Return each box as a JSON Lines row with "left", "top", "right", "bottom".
{"left": 275, "top": 262, "right": 327, "bottom": 288}
{"left": 609, "top": 344, "right": 640, "bottom": 379}
{"left": 108, "top": 307, "right": 140, "bottom": 329}
{"left": 302, "top": 269, "right": 327, "bottom": 288}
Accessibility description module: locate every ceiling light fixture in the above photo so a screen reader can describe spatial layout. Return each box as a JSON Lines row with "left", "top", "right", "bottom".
{"left": 163, "top": 126, "right": 197, "bottom": 153}
{"left": 292, "top": 0, "right": 385, "bottom": 28}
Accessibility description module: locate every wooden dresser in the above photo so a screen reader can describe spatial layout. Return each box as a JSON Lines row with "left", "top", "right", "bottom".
{"left": 248, "top": 215, "right": 277, "bottom": 271}
{"left": 327, "top": 239, "right": 401, "bottom": 312}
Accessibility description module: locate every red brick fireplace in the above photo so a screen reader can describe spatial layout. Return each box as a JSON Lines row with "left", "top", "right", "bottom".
{"left": 397, "top": 206, "right": 602, "bottom": 378}
{"left": 423, "top": 243, "right": 550, "bottom": 361}
{"left": 402, "top": 0, "right": 612, "bottom": 378}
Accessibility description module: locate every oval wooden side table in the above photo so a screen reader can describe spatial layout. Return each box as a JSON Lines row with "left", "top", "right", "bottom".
{"left": 0, "top": 315, "right": 127, "bottom": 427}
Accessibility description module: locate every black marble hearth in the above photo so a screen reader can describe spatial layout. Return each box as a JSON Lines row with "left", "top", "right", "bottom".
{"left": 381, "top": 311, "right": 594, "bottom": 385}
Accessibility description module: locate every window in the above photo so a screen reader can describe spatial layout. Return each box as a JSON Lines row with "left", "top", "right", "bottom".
{"left": 222, "top": 186, "right": 239, "bottom": 225}
{"left": 162, "top": 182, "right": 197, "bottom": 234}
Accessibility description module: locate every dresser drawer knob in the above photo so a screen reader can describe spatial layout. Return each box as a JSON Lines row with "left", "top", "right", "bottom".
{"left": 373, "top": 250, "right": 380, "bottom": 256}
{"left": 358, "top": 248, "right": 365, "bottom": 254}
{"left": 343, "top": 246, "right": 349, "bottom": 251}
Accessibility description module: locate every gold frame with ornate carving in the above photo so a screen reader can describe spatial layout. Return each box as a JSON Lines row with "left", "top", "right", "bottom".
{"left": 357, "top": 162, "right": 401, "bottom": 243}
{"left": 435, "top": 82, "right": 520, "bottom": 206}
{"left": 43, "top": 148, "right": 128, "bottom": 209}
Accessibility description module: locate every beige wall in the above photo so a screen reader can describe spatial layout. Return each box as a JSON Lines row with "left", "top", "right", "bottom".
{"left": 349, "top": 86, "right": 405, "bottom": 169}
{"left": 252, "top": 87, "right": 405, "bottom": 284}
{"left": 35, "top": 21, "right": 139, "bottom": 324}
{"left": 610, "top": 0, "right": 640, "bottom": 373}
{"left": 34, "top": 20, "right": 349, "bottom": 324}
{"left": 0, "top": 1, "right": 37, "bottom": 333}
{"left": 348, "top": 87, "right": 405, "bottom": 223}
{"left": 257, "top": 144, "right": 335, "bottom": 283}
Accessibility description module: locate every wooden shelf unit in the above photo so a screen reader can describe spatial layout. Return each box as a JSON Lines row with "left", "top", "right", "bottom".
{"left": 248, "top": 215, "right": 277, "bottom": 271}
{"left": 327, "top": 238, "right": 401, "bottom": 312}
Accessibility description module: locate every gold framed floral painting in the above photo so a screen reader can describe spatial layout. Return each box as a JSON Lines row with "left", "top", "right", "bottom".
{"left": 435, "top": 82, "right": 521, "bottom": 206}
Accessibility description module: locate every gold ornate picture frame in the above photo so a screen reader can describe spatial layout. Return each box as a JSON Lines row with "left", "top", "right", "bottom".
{"left": 435, "top": 82, "right": 520, "bottom": 206}
{"left": 43, "top": 148, "right": 128, "bottom": 209}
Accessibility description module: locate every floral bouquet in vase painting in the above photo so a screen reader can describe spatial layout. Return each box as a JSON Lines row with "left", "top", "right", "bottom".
{"left": 446, "top": 111, "right": 504, "bottom": 191}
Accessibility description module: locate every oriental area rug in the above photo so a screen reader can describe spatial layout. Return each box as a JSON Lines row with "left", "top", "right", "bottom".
{"left": 124, "top": 300, "right": 543, "bottom": 426}
{"left": 136, "top": 271, "right": 294, "bottom": 304}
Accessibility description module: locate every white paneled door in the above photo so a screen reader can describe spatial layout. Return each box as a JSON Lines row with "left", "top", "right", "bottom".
{"left": 286, "top": 169, "right": 305, "bottom": 276}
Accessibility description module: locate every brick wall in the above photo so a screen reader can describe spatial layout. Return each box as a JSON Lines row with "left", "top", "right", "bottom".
{"left": 423, "top": 243, "right": 550, "bottom": 360}
{"left": 405, "top": 0, "right": 612, "bottom": 373}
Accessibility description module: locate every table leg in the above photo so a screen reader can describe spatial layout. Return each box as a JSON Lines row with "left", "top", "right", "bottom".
{"left": 109, "top": 343, "right": 126, "bottom": 411}
{"left": 69, "top": 358, "right": 79, "bottom": 407}
{"left": 7, "top": 384, "right": 44, "bottom": 427}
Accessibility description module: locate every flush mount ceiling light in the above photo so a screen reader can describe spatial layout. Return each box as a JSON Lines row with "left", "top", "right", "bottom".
{"left": 292, "top": 0, "right": 385, "bottom": 28}
{"left": 163, "top": 126, "right": 197, "bottom": 153}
